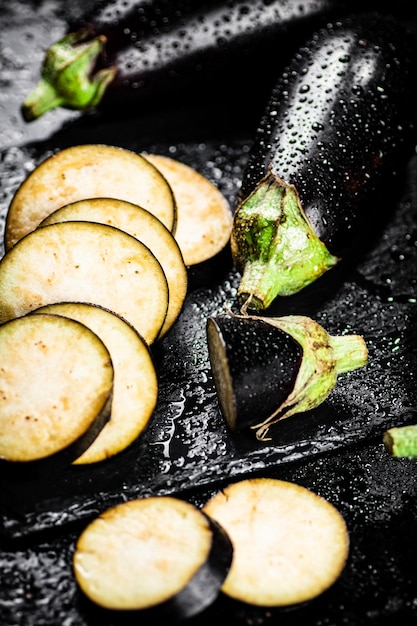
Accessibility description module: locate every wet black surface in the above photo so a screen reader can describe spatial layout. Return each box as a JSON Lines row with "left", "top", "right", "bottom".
{"left": 1, "top": 2, "right": 417, "bottom": 625}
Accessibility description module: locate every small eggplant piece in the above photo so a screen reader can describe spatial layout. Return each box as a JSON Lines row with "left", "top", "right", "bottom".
{"left": 383, "top": 424, "right": 417, "bottom": 458}
{"left": 20, "top": 0, "right": 414, "bottom": 121}
{"left": 73, "top": 496, "right": 233, "bottom": 620}
{"left": 207, "top": 314, "right": 302, "bottom": 433}
{"left": 232, "top": 13, "right": 417, "bottom": 309}
{"left": 207, "top": 313, "right": 368, "bottom": 440}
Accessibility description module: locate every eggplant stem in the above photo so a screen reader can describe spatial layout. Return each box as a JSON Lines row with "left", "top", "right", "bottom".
{"left": 383, "top": 423, "right": 417, "bottom": 458}
{"left": 329, "top": 334, "right": 368, "bottom": 374}
{"left": 21, "top": 31, "right": 116, "bottom": 121}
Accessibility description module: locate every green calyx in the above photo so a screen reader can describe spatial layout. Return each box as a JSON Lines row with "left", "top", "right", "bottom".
{"left": 231, "top": 171, "right": 339, "bottom": 309}
{"left": 21, "top": 30, "right": 116, "bottom": 121}
{"left": 236, "top": 313, "right": 368, "bottom": 441}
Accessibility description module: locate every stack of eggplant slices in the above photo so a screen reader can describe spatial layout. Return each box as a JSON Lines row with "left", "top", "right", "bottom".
{"left": 1, "top": 0, "right": 417, "bottom": 620}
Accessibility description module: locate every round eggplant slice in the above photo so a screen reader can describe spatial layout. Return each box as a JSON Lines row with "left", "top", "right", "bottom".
{"left": 207, "top": 315, "right": 302, "bottom": 431}
{"left": 73, "top": 496, "right": 233, "bottom": 619}
{"left": 0, "top": 313, "right": 113, "bottom": 466}
{"left": 33, "top": 303, "right": 158, "bottom": 464}
{"left": 5, "top": 143, "right": 177, "bottom": 250}
{"left": 143, "top": 153, "right": 232, "bottom": 266}
{"left": 0, "top": 221, "right": 169, "bottom": 344}
{"left": 203, "top": 477, "right": 349, "bottom": 607}
{"left": 40, "top": 198, "right": 187, "bottom": 337}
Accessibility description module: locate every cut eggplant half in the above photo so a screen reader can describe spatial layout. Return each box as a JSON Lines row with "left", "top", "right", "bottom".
{"left": 0, "top": 313, "right": 113, "bottom": 466}
{"left": 143, "top": 153, "right": 232, "bottom": 266}
{"left": 207, "top": 314, "right": 302, "bottom": 432}
{"left": 0, "top": 221, "right": 169, "bottom": 344}
{"left": 207, "top": 313, "right": 368, "bottom": 440}
{"left": 203, "top": 477, "right": 349, "bottom": 607}
{"left": 5, "top": 143, "right": 177, "bottom": 250}
{"left": 73, "top": 496, "right": 233, "bottom": 619}
{"left": 40, "top": 198, "right": 187, "bottom": 337}
{"left": 33, "top": 302, "right": 158, "bottom": 464}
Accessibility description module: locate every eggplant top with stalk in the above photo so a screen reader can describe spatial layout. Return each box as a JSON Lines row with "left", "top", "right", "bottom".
{"left": 21, "top": 0, "right": 415, "bottom": 121}
{"left": 231, "top": 12, "right": 417, "bottom": 310}
{"left": 207, "top": 312, "right": 368, "bottom": 440}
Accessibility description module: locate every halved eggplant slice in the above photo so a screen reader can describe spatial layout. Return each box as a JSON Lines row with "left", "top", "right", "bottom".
{"left": 33, "top": 302, "right": 158, "bottom": 464}
{"left": 40, "top": 198, "right": 187, "bottom": 337}
{"left": 0, "top": 221, "right": 169, "bottom": 344}
{"left": 0, "top": 313, "right": 113, "bottom": 466}
{"left": 73, "top": 496, "right": 233, "bottom": 619}
{"left": 5, "top": 143, "right": 177, "bottom": 250}
{"left": 143, "top": 153, "right": 232, "bottom": 266}
{"left": 207, "top": 313, "right": 368, "bottom": 440}
{"left": 203, "top": 477, "right": 349, "bottom": 607}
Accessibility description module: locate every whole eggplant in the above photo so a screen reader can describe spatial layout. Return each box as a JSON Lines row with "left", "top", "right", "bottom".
{"left": 231, "top": 12, "right": 417, "bottom": 309}
{"left": 22, "top": 0, "right": 415, "bottom": 121}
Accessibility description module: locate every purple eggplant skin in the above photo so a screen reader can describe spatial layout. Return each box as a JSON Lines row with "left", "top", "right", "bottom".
{"left": 238, "top": 12, "right": 417, "bottom": 261}
{"left": 207, "top": 315, "right": 302, "bottom": 432}
{"left": 22, "top": 0, "right": 416, "bottom": 121}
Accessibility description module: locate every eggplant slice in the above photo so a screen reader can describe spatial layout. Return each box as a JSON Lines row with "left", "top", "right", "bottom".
{"left": 0, "top": 313, "right": 113, "bottom": 467}
{"left": 40, "top": 198, "right": 187, "bottom": 337}
{"left": 203, "top": 477, "right": 349, "bottom": 607}
{"left": 73, "top": 496, "right": 233, "bottom": 619}
{"left": 0, "top": 221, "right": 169, "bottom": 344}
{"left": 33, "top": 303, "right": 158, "bottom": 464}
{"left": 5, "top": 143, "right": 177, "bottom": 250}
{"left": 143, "top": 153, "right": 232, "bottom": 266}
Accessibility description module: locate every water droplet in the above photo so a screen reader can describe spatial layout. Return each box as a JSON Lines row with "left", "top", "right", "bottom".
{"left": 312, "top": 122, "right": 323, "bottom": 132}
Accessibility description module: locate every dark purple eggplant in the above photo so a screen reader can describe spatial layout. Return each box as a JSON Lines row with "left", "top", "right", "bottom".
{"left": 231, "top": 12, "right": 417, "bottom": 309}
{"left": 21, "top": 0, "right": 415, "bottom": 121}
{"left": 207, "top": 313, "right": 368, "bottom": 440}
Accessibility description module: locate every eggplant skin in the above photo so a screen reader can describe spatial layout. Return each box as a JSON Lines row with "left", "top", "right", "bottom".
{"left": 207, "top": 315, "right": 302, "bottom": 431}
{"left": 239, "top": 12, "right": 417, "bottom": 257}
{"left": 73, "top": 1, "right": 417, "bottom": 105}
